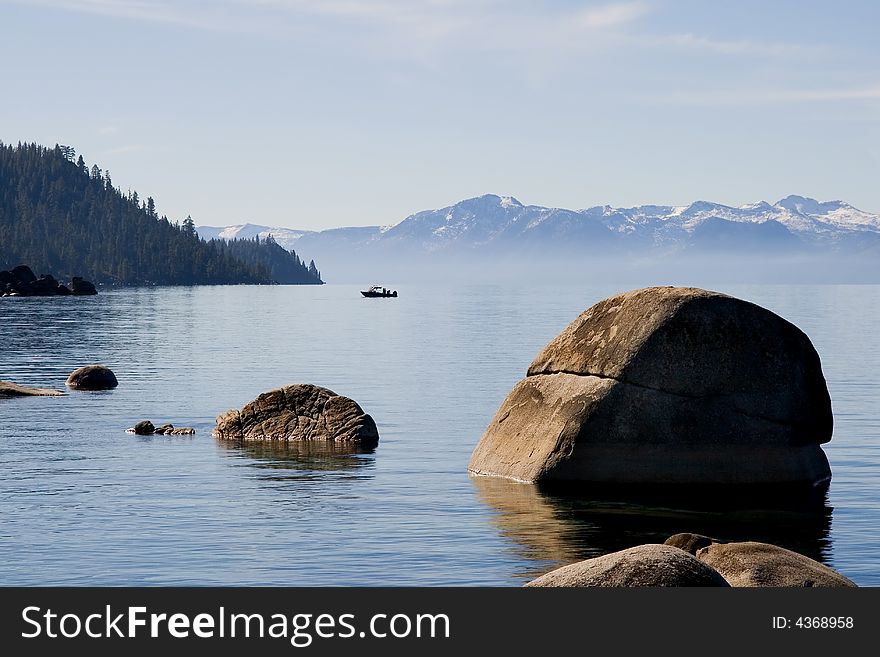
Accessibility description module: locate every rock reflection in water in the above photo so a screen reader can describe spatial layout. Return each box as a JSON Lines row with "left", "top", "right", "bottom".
{"left": 471, "top": 475, "right": 833, "bottom": 582}
{"left": 216, "top": 440, "right": 376, "bottom": 481}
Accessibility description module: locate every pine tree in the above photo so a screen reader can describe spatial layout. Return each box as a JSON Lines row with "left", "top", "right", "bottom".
{"left": 182, "top": 215, "right": 196, "bottom": 238}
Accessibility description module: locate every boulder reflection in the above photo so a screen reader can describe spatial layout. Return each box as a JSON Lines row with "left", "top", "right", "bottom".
{"left": 471, "top": 475, "right": 833, "bottom": 581}
{"left": 216, "top": 440, "right": 376, "bottom": 480}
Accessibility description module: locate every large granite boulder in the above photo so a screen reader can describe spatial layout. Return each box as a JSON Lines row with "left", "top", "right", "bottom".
{"left": 66, "top": 364, "right": 118, "bottom": 390}
{"left": 0, "top": 381, "right": 65, "bottom": 397}
{"left": 525, "top": 544, "right": 730, "bottom": 587}
{"left": 214, "top": 384, "right": 379, "bottom": 448}
{"left": 469, "top": 286, "right": 832, "bottom": 486}
{"left": 696, "top": 542, "right": 856, "bottom": 587}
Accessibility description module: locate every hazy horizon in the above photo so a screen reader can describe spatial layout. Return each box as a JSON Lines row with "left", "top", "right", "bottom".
{"left": 2, "top": 1, "right": 879, "bottom": 230}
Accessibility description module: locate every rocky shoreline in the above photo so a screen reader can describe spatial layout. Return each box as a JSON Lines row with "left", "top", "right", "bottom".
{"left": 1, "top": 264, "right": 97, "bottom": 296}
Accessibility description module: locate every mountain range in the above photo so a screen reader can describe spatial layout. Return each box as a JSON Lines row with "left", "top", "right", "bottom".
{"left": 198, "top": 194, "right": 880, "bottom": 283}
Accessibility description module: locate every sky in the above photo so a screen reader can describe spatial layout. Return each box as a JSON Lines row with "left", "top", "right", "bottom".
{"left": 2, "top": 0, "right": 879, "bottom": 229}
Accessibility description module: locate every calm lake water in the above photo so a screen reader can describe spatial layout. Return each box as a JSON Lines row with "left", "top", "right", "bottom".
{"left": 1, "top": 283, "right": 878, "bottom": 586}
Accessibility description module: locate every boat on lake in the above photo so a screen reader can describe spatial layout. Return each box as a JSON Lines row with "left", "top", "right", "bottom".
{"left": 361, "top": 285, "right": 398, "bottom": 298}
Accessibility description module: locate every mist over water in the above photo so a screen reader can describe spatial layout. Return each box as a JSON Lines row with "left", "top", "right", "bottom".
{"left": 1, "top": 283, "right": 878, "bottom": 585}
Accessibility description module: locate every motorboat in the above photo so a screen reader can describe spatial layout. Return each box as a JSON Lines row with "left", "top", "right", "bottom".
{"left": 361, "top": 285, "right": 398, "bottom": 298}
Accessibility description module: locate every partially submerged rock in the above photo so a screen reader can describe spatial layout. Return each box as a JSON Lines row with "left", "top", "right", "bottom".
{"left": 696, "top": 541, "right": 857, "bottom": 587}
{"left": 70, "top": 277, "right": 97, "bottom": 296}
{"left": 66, "top": 364, "right": 118, "bottom": 390}
{"left": 133, "top": 420, "right": 155, "bottom": 435}
{"left": 525, "top": 544, "right": 730, "bottom": 587}
{"left": 214, "top": 383, "right": 379, "bottom": 448}
{"left": 664, "top": 533, "right": 720, "bottom": 555}
{"left": 126, "top": 421, "right": 195, "bottom": 436}
{"left": 0, "top": 381, "right": 65, "bottom": 397}
{"left": 469, "top": 286, "right": 832, "bottom": 487}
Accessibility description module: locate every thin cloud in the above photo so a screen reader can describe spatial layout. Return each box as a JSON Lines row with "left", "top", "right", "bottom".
{"left": 573, "top": 1, "right": 649, "bottom": 28}
{"left": 9, "top": 0, "right": 651, "bottom": 42}
{"left": 6, "top": 0, "right": 833, "bottom": 66}
{"left": 657, "top": 32, "right": 826, "bottom": 58}
{"left": 653, "top": 86, "right": 880, "bottom": 106}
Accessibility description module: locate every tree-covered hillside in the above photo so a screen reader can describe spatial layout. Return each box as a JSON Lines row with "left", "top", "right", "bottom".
{"left": 0, "top": 142, "right": 323, "bottom": 285}
{"left": 213, "top": 234, "right": 322, "bottom": 285}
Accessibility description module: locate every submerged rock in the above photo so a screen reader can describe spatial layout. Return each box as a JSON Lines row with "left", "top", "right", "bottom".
{"left": 214, "top": 383, "right": 379, "bottom": 448}
{"left": 469, "top": 286, "right": 833, "bottom": 487}
{"left": 0, "top": 381, "right": 65, "bottom": 397}
{"left": 696, "top": 541, "right": 857, "bottom": 587}
{"left": 525, "top": 544, "right": 730, "bottom": 587}
{"left": 66, "top": 365, "right": 118, "bottom": 390}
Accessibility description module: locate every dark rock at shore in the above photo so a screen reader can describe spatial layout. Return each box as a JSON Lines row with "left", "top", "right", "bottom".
{"left": 0, "top": 380, "right": 65, "bottom": 397}
{"left": 214, "top": 383, "right": 379, "bottom": 448}
{"left": 525, "top": 544, "right": 731, "bottom": 587}
{"left": 10, "top": 265, "right": 36, "bottom": 285}
{"left": 469, "top": 286, "right": 833, "bottom": 487}
{"left": 66, "top": 364, "right": 118, "bottom": 390}
{"left": 664, "top": 533, "right": 720, "bottom": 555}
{"left": 1, "top": 265, "right": 98, "bottom": 297}
{"left": 71, "top": 277, "right": 97, "bottom": 296}
{"left": 696, "top": 541, "right": 857, "bottom": 587}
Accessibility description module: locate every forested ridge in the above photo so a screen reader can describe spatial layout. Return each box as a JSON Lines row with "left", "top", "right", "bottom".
{"left": 0, "top": 142, "right": 323, "bottom": 285}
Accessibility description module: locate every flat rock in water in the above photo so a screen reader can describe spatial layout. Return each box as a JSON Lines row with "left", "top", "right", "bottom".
{"left": 0, "top": 381, "right": 65, "bottom": 397}
{"left": 66, "top": 364, "right": 118, "bottom": 390}
{"left": 214, "top": 383, "right": 379, "bottom": 448}
{"left": 525, "top": 544, "right": 730, "bottom": 587}
{"left": 469, "top": 286, "right": 833, "bottom": 487}
{"left": 696, "top": 541, "right": 857, "bottom": 587}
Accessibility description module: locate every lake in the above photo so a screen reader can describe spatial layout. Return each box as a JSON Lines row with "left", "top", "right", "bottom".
{"left": 1, "top": 283, "right": 878, "bottom": 585}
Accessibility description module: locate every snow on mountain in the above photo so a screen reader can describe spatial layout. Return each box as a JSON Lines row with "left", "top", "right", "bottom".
{"left": 196, "top": 223, "right": 314, "bottom": 252}
{"left": 198, "top": 194, "right": 880, "bottom": 265}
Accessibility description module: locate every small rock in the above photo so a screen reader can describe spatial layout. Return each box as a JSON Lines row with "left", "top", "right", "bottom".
{"left": 66, "top": 364, "right": 118, "bottom": 390}
{"left": 664, "top": 533, "right": 720, "bottom": 555}
{"left": 153, "top": 424, "right": 174, "bottom": 435}
{"left": 133, "top": 420, "right": 155, "bottom": 435}
{"left": 525, "top": 544, "right": 730, "bottom": 587}
{"left": 170, "top": 427, "right": 195, "bottom": 435}
{"left": 696, "top": 541, "right": 857, "bottom": 587}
